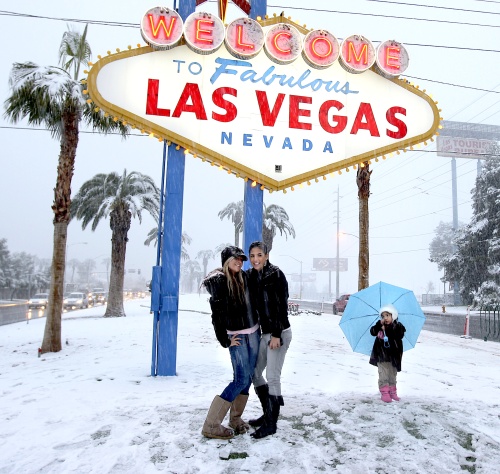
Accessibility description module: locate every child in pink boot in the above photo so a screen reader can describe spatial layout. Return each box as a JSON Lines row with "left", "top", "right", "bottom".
{"left": 369, "top": 304, "right": 406, "bottom": 403}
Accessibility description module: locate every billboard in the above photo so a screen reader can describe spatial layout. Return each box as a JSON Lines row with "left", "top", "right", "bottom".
{"left": 313, "top": 258, "right": 348, "bottom": 271}
{"left": 436, "top": 136, "right": 496, "bottom": 159}
{"left": 84, "top": 9, "right": 441, "bottom": 192}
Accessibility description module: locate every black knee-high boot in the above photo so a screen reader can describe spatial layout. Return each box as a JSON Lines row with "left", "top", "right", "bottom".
{"left": 249, "top": 384, "right": 269, "bottom": 427}
{"left": 250, "top": 395, "right": 283, "bottom": 439}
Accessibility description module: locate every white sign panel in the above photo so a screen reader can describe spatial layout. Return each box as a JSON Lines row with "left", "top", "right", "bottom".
{"left": 85, "top": 15, "right": 440, "bottom": 191}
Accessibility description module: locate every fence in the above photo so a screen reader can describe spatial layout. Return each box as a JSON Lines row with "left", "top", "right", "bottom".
{"left": 480, "top": 306, "right": 500, "bottom": 341}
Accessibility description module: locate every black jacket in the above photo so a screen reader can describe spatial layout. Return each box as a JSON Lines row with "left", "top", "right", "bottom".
{"left": 202, "top": 269, "right": 257, "bottom": 348}
{"left": 247, "top": 262, "right": 290, "bottom": 338}
{"left": 369, "top": 320, "right": 406, "bottom": 371}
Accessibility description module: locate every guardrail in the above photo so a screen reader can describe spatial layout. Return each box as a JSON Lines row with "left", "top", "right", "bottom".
{"left": 288, "top": 299, "right": 498, "bottom": 342}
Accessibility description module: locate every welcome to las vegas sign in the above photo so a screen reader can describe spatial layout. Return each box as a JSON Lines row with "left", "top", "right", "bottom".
{"left": 84, "top": 7, "right": 441, "bottom": 192}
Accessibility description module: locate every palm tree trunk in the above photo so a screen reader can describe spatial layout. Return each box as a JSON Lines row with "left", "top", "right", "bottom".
{"left": 42, "top": 222, "right": 67, "bottom": 352}
{"left": 357, "top": 162, "right": 371, "bottom": 291}
{"left": 234, "top": 224, "right": 239, "bottom": 247}
{"left": 41, "top": 109, "right": 79, "bottom": 353}
{"left": 104, "top": 208, "right": 131, "bottom": 317}
{"left": 262, "top": 225, "right": 274, "bottom": 253}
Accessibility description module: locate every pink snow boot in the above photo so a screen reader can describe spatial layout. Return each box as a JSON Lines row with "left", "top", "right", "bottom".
{"left": 389, "top": 385, "right": 400, "bottom": 401}
{"left": 380, "top": 386, "right": 392, "bottom": 403}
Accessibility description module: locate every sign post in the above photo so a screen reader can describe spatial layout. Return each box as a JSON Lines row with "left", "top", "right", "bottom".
{"left": 153, "top": 2, "right": 196, "bottom": 376}
{"left": 242, "top": 0, "right": 267, "bottom": 264}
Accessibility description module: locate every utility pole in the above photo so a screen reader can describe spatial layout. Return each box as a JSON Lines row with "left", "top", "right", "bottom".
{"left": 451, "top": 158, "right": 460, "bottom": 305}
{"left": 335, "top": 186, "right": 340, "bottom": 299}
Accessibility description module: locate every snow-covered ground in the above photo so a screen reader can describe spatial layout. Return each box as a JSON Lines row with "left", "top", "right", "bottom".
{"left": 1, "top": 294, "right": 499, "bottom": 473}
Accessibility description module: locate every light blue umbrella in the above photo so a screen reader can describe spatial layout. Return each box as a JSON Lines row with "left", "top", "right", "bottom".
{"left": 339, "top": 281, "right": 426, "bottom": 356}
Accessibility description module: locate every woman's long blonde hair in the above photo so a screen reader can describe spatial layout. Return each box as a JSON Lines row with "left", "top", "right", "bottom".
{"left": 223, "top": 257, "right": 246, "bottom": 304}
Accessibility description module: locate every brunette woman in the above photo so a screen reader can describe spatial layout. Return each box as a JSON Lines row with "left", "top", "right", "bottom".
{"left": 247, "top": 241, "right": 292, "bottom": 439}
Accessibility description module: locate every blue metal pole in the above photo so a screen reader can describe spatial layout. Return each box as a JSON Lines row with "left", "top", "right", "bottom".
{"left": 152, "top": 1, "right": 195, "bottom": 376}
{"left": 250, "top": 0, "right": 267, "bottom": 19}
{"left": 242, "top": 181, "right": 264, "bottom": 269}
{"left": 240, "top": 1, "right": 267, "bottom": 267}
{"left": 155, "top": 145, "right": 186, "bottom": 376}
{"left": 179, "top": 0, "right": 196, "bottom": 19}
{"left": 156, "top": 141, "right": 167, "bottom": 265}
{"left": 151, "top": 141, "right": 167, "bottom": 375}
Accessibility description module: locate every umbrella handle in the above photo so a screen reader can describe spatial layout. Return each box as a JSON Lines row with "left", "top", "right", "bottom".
{"left": 383, "top": 330, "right": 390, "bottom": 348}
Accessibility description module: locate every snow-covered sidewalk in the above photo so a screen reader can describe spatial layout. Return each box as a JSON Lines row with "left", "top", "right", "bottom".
{"left": 1, "top": 294, "right": 499, "bottom": 473}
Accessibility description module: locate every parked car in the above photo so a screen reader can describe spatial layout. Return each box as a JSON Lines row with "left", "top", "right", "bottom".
{"left": 333, "top": 294, "right": 351, "bottom": 314}
{"left": 63, "top": 292, "right": 89, "bottom": 310}
{"left": 28, "top": 293, "right": 49, "bottom": 309}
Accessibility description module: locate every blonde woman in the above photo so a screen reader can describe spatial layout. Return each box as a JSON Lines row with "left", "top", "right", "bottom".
{"left": 201, "top": 246, "right": 260, "bottom": 439}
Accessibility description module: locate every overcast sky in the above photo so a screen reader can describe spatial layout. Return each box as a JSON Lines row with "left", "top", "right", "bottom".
{"left": 1, "top": 0, "right": 498, "bottom": 298}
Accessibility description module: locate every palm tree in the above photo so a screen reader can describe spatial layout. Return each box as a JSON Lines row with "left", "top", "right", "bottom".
{"left": 196, "top": 249, "right": 215, "bottom": 277}
{"left": 67, "top": 258, "right": 79, "bottom": 283}
{"left": 218, "top": 201, "right": 295, "bottom": 253}
{"left": 181, "top": 259, "right": 203, "bottom": 293}
{"left": 262, "top": 204, "right": 296, "bottom": 253}
{"left": 3, "top": 25, "right": 128, "bottom": 353}
{"left": 356, "top": 161, "right": 371, "bottom": 290}
{"left": 218, "top": 200, "right": 243, "bottom": 246}
{"left": 144, "top": 228, "right": 192, "bottom": 261}
{"left": 215, "top": 243, "right": 233, "bottom": 254}
{"left": 71, "top": 170, "right": 160, "bottom": 317}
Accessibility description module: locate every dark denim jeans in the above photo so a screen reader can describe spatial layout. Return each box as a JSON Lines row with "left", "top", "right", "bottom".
{"left": 220, "top": 330, "right": 261, "bottom": 403}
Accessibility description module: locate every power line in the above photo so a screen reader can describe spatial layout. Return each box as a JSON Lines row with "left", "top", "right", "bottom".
{"left": 0, "top": 10, "right": 138, "bottom": 28}
{"left": 401, "top": 43, "right": 500, "bottom": 53}
{"left": 1, "top": 8, "right": 500, "bottom": 53}
{"left": 0, "top": 125, "right": 146, "bottom": 138}
{"left": 370, "top": 199, "right": 473, "bottom": 230}
{"left": 266, "top": 3, "right": 500, "bottom": 28}
{"left": 404, "top": 75, "right": 500, "bottom": 94}
{"left": 362, "top": 0, "right": 500, "bottom": 16}
{"left": 2, "top": 125, "right": 498, "bottom": 158}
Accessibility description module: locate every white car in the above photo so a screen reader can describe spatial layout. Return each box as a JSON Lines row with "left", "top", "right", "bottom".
{"left": 28, "top": 293, "right": 49, "bottom": 309}
{"left": 63, "top": 292, "right": 89, "bottom": 310}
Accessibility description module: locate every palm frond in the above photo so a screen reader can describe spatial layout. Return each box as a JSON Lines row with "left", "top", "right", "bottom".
{"left": 59, "top": 24, "right": 91, "bottom": 80}
{"left": 4, "top": 62, "right": 81, "bottom": 138}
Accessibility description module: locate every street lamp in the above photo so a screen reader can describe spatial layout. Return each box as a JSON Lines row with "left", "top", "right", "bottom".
{"left": 280, "top": 254, "right": 303, "bottom": 300}
{"left": 339, "top": 232, "right": 359, "bottom": 239}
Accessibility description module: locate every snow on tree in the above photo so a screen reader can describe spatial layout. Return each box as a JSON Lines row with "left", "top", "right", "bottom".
{"left": 447, "top": 143, "right": 500, "bottom": 306}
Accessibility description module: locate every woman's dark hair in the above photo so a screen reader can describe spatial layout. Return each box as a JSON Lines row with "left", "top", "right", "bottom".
{"left": 248, "top": 241, "right": 268, "bottom": 254}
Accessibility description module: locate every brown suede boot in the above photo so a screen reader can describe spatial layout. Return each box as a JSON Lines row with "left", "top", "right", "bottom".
{"left": 229, "top": 394, "right": 250, "bottom": 434}
{"left": 202, "top": 396, "right": 234, "bottom": 439}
